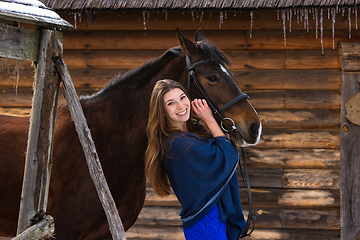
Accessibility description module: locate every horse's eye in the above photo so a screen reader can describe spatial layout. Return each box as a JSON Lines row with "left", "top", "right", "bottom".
{"left": 206, "top": 76, "right": 220, "bottom": 83}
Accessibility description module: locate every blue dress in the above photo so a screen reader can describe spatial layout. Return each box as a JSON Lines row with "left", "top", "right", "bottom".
{"left": 183, "top": 204, "right": 227, "bottom": 240}
{"left": 163, "top": 133, "right": 246, "bottom": 240}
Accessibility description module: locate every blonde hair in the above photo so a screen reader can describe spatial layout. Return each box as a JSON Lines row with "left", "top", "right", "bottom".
{"left": 145, "top": 79, "right": 198, "bottom": 196}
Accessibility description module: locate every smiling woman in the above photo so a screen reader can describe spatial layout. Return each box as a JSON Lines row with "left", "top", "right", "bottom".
{"left": 145, "top": 79, "right": 247, "bottom": 240}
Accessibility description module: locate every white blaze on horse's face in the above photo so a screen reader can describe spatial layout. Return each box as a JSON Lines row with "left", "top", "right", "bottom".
{"left": 219, "top": 64, "right": 230, "bottom": 76}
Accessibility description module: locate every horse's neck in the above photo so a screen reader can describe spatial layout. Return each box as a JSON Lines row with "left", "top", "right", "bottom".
{"left": 80, "top": 51, "right": 187, "bottom": 129}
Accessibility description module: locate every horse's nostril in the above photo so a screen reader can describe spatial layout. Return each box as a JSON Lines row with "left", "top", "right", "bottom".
{"left": 249, "top": 123, "right": 259, "bottom": 138}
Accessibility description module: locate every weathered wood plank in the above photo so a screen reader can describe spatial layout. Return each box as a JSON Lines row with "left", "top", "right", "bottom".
{"left": 62, "top": 30, "right": 247, "bottom": 50}
{"left": 17, "top": 29, "right": 60, "bottom": 234}
{"left": 258, "top": 129, "right": 340, "bottom": 149}
{"left": 0, "top": 68, "right": 341, "bottom": 91}
{"left": 246, "top": 149, "right": 340, "bottom": 169}
{"left": 60, "top": 49, "right": 287, "bottom": 70}
{"left": 145, "top": 186, "right": 340, "bottom": 209}
{"left": 0, "top": 89, "right": 340, "bottom": 110}
{"left": 338, "top": 42, "right": 360, "bottom": 71}
{"left": 0, "top": 107, "right": 31, "bottom": 116}
{"left": 126, "top": 226, "right": 340, "bottom": 240}
{"left": 339, "top": 71, "right": 360, "bottom": 240}
{"left": 54, "top": 58, "right": 126, "bottom": 240}
{"left": 236, "top": 69, "right": 341, "bottom": 90}
{"left": 62, "top": 29, "right": 359, "bottom": 51}
{"left": 259, "top": 109, "right": 340, "bottom": 129}
{"left": 282, "top": 209, "right": 340, "bottom": 229}
{"left": 59, "top": 10, "right": 356, "bottom": 31}
{"left": 283, "top": 169, "right": 340, "bottom": 189}
{"left": 285, "top": 49, "right": 339, "bottom": 69}
{"left": 0, "top": 25, "right": 40, "bottom": 61}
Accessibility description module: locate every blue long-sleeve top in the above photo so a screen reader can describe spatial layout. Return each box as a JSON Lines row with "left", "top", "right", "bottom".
{"left": 163, "top": 132, "right": 246, "bottom": 240}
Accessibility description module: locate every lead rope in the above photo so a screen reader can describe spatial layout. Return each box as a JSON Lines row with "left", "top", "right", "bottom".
{"left": 222, "top": 120, "right": 255, "bottom": 238}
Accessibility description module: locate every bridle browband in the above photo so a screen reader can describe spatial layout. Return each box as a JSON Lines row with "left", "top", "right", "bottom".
{"left": 185, "top": 55, "right": 255, "bottom": 238}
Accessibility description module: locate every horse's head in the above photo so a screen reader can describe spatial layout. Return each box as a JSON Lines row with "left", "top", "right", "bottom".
{"left": 177, "top": 28, "right": 262, "bottom": 147}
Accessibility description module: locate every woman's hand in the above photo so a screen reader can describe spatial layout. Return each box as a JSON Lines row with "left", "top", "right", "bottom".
{"left": 191, "top": 99, "right": 225, "bottom": 137}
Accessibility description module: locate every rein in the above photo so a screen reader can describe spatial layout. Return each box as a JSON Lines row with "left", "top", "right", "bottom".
{"left": 185, "top": 55, "right": 255, "bottom": 238}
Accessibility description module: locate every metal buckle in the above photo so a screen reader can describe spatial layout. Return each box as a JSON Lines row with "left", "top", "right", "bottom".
{"left": 220, "top": 117, "right": 237, "bottom": 133}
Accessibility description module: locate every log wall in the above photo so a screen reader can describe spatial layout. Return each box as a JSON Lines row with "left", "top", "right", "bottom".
{"left": 1, "top": 8, "right": 358, "bottom": 239}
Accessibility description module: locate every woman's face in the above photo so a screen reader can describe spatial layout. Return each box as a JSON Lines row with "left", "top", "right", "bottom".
{"left": 163, "top": 88, "right": 191, "bottom": 131}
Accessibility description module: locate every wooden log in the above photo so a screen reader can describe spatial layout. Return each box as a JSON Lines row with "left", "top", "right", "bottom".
{"left": 235, "top": 69, "right": 341, "bottom": 91}
{"left": 285, "top": 49, "right": 339, "bottom": 69}
{"left": 60, "top": 49, "right": 288, "bottom": 70}
{"left": 0, "top": 88, "right": 341, "bottom": 110}
{"left": 258, "top": 129, "right": 340, "bottom": 149}
{"left": 246, "top": 149, "right": 340, "bottom": 169}
{"left": 258, "top": 109, "right": 340, "bottom": 129}
{"left": 339, "top": 71, "right": 360, "bottom": 240}
{"left": 54, "top": 58, "right": 126, "bottom": 240}
{"left": 283, "top": 169, "right": 340, "bottom": 190}
{"left": 0, "top": 69, "right": 340, "bottom": 90}
{"left": 0, "top": 25, "right": 40, "bottom": 61}
{"left": 62, "top": 29, "right": 360, "bottom": 51}
{"left": 282, "top": 209, "right": 340, "bottom": 229}
{"left": 17, "top": 29, "right": 61, "bottom": 234}
{"left": 338, "top": 42, "right": 360, "bottom": 71}
{"left": 12, "top": 215, "right": 54, "bottom": 240}
{"left": 62, "top": 30, "right": 247, "bottom": 50}
{"left": 0, "top": 107, "right": 31, "bottom": 116}
{"left": 248, "top": 29, "right": 360, "bottom": 50}
{"left": 58, "top": 10, "right": 357, "bottom": 31}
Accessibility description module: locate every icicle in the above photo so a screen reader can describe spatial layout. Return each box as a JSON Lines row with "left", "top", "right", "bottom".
{"left": 356, "top": 7, "right": 358, "bottom": 29}
{"left": 225, "top": 11, "right": 227, "bottom": 19}
{"left": 349, "top": 7, "right": 352, "bottom": 38}
{"left": 73, "top": 13, "right": 77, "bottom": 29}
{"left": 315, "top": 8, "right": 318, "bottom": 39}
{"left": 305, "top": 8, "right": 309, "bottom": 32}
{"left": 147, "top": 10, "right": 150, "bottom": 22}
{"left": 277, "top": 10, "right": 280, "bottom": 20}
{"left": 289, "top": 9, "right": 292, "bottom": 32}
{"left": 165, "top": 10, "right": 168, "bottom": 21}
{"left": 200, "top": 11, "right": 204, "bottom": 22}
{"left": 297, "top": 9, "right": 300, "bottom": 24}
{"left": 342, "top": 7, "right": 345, "bottom": 16}
{"left": 142, "top": 10, "right": 147, "bottom": 31}
{"left": 219, "top": 11, "right": 223, "bottom": 28}
{"left": 332, "top": 8, "right": 335, "bottom": 49}
{"left": 282, "top": 10, "right": 286, "bottom": 46}
{"left": 328, "top": 8, "right": 330, "bottom": 19}
{"left": 250, "top": 11, "right": 253, "bottom": 38}
{"left": 191, "top": 10, "right": 195, "bottom": 21}
{"left": 320, "top": 9, "right": 324, "bottom": 54}
{"left": 234, "top": 10, "right": 237, "bottom": 17}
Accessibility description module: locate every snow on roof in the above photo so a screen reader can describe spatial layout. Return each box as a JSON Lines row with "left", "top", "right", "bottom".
{"left": 0, "top": 0, "right": 73, "bottom": 29}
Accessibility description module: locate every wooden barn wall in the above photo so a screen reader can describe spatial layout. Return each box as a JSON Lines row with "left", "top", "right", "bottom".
{"left": 1, "top": 9, "right": 359, "bottom": 239}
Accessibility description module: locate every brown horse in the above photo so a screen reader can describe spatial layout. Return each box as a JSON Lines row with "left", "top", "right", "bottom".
{"left": 0, "top": 29, "right": 261, "bottom": 239}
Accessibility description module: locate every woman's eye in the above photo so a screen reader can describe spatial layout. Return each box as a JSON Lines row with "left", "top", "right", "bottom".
{"left": 180, "top": 95, "right": 186, "bottom": 100}
{"left": 207, "top": 76, "right": 220, "bottom": 83}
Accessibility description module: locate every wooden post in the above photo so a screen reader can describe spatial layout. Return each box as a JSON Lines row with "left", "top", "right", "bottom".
{"left": 338, "top": 42, "right": 360, "bottom": 240}
{"left": 17, "top": 29, "right": 62, "bottom": 234}
{"left": 54, "top": 58, "right": 127, "bottom": 240}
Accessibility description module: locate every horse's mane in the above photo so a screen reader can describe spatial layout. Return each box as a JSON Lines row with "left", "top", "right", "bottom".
{"left": 81, "top": 40, "right": 229, "bottom": 100}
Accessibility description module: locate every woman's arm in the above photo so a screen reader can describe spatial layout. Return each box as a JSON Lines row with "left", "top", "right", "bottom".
{"left": 191, "top": 99, "right": 225, "bottom": 138}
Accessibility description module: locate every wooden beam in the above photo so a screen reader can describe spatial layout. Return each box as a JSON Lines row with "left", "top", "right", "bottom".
{"left": 17, "top": 29, "right": 61, "bottom": 234}
{"left": 12, "top": 215, "right": 54, "bottom": 240}
{"left": 0, "top": 25, "right": 40, "bottom": 61}
{"left": 54, "top": 58, "right": 126, "bottom": 240}
{"left": 338, "top": 42, "right": 360, "bottom": 71}
{"left": 340, "top": 71, "right": 360, "bottom": 240}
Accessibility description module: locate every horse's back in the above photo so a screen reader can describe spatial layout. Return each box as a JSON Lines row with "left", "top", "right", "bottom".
{"left": 0, "top": 115, "right": 29, "bottom": 237}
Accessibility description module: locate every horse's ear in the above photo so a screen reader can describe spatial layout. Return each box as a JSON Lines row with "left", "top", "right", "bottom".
{"left": 195, "top": 28, "right": 207, "bottom": 42}
{"left": 177, "top": 28, "right": 198, "bottom": 56}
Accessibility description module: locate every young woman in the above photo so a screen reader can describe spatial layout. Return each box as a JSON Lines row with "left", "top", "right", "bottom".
{"left": 145, "top": 79, "right": 246, "bottom": 240}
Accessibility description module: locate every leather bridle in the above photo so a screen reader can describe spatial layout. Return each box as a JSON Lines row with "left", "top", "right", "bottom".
{"left": 185, "top": 55, "right": 255, "bottom": 238}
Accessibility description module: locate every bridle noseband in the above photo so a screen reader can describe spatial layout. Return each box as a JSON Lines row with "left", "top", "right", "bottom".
{"left": 185, "top": 55, "right": 255, "bottom": 238}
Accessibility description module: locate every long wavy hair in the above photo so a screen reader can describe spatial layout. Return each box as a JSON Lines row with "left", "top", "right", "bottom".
{"left": 145, "top": 79, "right": 205, "bottom": 196}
